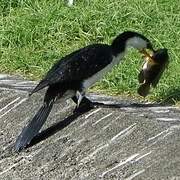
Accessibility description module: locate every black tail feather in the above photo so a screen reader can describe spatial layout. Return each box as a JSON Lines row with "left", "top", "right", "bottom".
{"left": 15, "top": 101, "right": 54, "bottom": 152}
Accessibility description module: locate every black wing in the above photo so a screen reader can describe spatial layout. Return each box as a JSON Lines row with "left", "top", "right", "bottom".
{"left": 30, "top": 44, "right": 112, "bottom": 95}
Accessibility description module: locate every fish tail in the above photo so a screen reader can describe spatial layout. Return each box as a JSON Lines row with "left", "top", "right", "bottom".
{"left": 137, "top": 83, "right": 151, "bottom": 97}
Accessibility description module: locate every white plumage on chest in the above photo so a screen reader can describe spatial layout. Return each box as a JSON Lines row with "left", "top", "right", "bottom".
{"left": 82, "top": 53, "right": 124, "bottom": 90}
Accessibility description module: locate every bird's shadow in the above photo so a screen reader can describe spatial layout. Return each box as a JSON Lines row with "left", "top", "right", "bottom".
{"left": 26, "top": 100, "right": 163, "bottom": 149}
{"left": 26, "top": 103, "right": 92, "bottom": 148}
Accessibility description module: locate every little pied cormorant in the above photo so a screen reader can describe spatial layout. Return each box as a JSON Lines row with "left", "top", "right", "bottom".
{"left": 15, "top": 31, "right": 153, "bottom": 151}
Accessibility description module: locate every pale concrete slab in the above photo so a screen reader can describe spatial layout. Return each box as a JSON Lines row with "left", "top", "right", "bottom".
{"left": 0, "top": 74, "right": 180, "bottom": 179}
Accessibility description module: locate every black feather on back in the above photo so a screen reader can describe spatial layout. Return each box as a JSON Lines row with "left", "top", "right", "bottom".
{"left": 30, "top": 44, "right": 113, "bottom": 95}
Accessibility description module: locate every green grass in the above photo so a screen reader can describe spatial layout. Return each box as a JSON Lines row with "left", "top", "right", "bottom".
{"left": 0, "top": 0, "right": 180, "bottom": 104}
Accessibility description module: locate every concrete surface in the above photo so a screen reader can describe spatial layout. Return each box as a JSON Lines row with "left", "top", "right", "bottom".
{"left": 0, "top": 74, "right": 180, "bottom": 180}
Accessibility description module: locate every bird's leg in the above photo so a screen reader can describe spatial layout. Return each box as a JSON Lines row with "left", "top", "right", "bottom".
{"left": 72, "top": 93, "right": 95, "bottom": 113}
{"left": 81, "top": 96, "right": 94, "bottom": 108}
{"left": 76, "top": 90, "right": 85, "bottom": 108}
{"left": 72, "top": 95, "right": 108, "bottom": 109}
{"left": 72, "top": 96, "right": 93, "bottom": 107}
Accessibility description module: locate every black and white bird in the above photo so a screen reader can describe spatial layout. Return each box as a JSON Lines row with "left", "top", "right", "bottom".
{"left": 15, "top": 31, "right": 153, "bottom": 151}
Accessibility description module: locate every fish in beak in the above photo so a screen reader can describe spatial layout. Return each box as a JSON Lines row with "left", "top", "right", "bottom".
{"left": 138, "top": 48, "right": 169, "bottom": 97}
{"left": 139, "top": 48, "right": 157, "bottom": 65}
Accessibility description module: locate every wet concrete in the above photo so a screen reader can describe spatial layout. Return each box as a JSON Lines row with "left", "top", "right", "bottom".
{"left": 0, "top": 74, "right": 180, "bottom": 179}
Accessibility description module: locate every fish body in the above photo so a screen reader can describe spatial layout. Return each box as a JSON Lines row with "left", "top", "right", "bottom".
{"left": 138, "top": 48, "right": 169, "bottom": 97}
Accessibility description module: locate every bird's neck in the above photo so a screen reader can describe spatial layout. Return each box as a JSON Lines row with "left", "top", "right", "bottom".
{"left": 111, "top": 36, "right": 146, "bottom": 57}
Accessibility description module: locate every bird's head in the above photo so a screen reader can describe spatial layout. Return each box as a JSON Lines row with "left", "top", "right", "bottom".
{"left": 111, "top": 31, "right": 154, "bottom": 57}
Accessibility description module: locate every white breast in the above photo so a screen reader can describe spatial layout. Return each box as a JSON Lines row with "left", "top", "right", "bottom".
{"left": 83, "top": 53, "right": 124, "bottom": 90}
